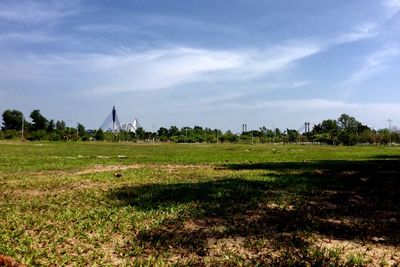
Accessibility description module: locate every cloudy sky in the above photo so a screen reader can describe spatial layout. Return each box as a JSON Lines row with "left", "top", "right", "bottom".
{"left": 1, "top": 0, "right": 399, "bottom": 131}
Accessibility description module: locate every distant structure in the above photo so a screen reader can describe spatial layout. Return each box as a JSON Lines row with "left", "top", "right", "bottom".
{"left": 242, "top": 124, "right": 248, "bottom": 133}
{"left": 120, "top": 118, "right": 140, "bottom": 132}
{"left": 298, "top": 122, "right": 311, "bottom": 133}
{"left": 100, "top": 106, "right": 140, "bottom": 133}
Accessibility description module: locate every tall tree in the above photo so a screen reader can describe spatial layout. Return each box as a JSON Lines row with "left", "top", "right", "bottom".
{"left": 136, "top": 127, "right": 145, "bottom": 140}
{"left": 77, "top": 123, "right": 85, "bottom": 137}
{"left": 168, "top": 126, "right": 179, "bottom": 137}
{"left": 2, "top": 109, "right": 23, "bottom": 131}
{"left": 337, "top": 114, "right": 360, "bottom": 133}
{"left": 337, "top": 114, "right": 364, "bottom": 145}
{"left": 47, "top": 120, "right": 55, "bottom": 132}
{"left": 157, "top": 127, "right": 168, "bottom": 137}
{"left": 30, "top": 110, "right": 48, "bottom": 131}
{"left": 56, "top": 120, "right": 66, "bottom": 130}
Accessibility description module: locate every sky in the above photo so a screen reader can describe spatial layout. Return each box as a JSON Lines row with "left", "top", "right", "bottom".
{"left": 0, "top": 0, "right": 400, "bottom": 132}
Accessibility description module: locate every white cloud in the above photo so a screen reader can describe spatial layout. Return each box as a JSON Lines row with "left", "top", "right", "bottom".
{"left": 0, "top": 23, "right": 387, "bottom": 96}
{"left": 0, "top": 43, "right": 322, "bottom": 95}
{"left": 335, "top": 23, "right": 379, "bottom": 44}
{"left": 348, "top": 46, "right": 399, "bottom": 83}
{"left": 385, "top": 0, "right": 400, "bottom": 11}
{"left": 198, "top": 91, "right": 245, "bottom": 105}
{"left": 0, "top": 0, "right": 80, "bottom": 23}
{"left": 0, "top": 32, "right": 55, "bottom": 43}
{"left": 248, "top": 42, "right": 322, "bottom": 74}
{"left": 84, "top": 47, "right": 245, "bottom": 94}
{"left": 383, "top": 0, "right": 400, "bottom": 20}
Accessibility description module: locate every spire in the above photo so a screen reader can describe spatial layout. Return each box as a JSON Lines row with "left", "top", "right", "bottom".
{"left": 112, "top": 106, "right": 116, "bottom": 124}
{"left": 100, "top": 106, "right": 121, "bottom": 132}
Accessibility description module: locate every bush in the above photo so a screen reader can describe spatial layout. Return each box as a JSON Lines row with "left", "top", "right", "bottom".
{"left": 4, "top": 130, "right": 18, "bottom": 139}
{"left": 28, "top": 130, "right": 48, "bottom": 141}
{"left": 48, "top": 132, "right": 62, "bottom": 141}
{"left": 94, "top": 129, "right": 105, "bottom": 141}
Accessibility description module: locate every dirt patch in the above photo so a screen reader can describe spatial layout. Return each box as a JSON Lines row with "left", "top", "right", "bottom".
{"left": 77, "top": 163, "right": 211, "bottom": 175}
{"left": 76, "top": 164, "right": 143, "bottom": 174}
{"left": 2, "top": 163, "right": 212, "bottom": 181}
{"left": 0, "top": 254, "right": 27, "bottom": 267}
{"left": 101, "top": 234, "right": 126, "bottom": 266}
{"left": 2, "top": 164, "right": 213, "bottom": 198}
{"left": 207, "top": 237, "right": 256, "bottom": 259}
{"left": 313, "top": 235, "right": 400, "bottom": 266}
{"left": 4, "top": 180, "right": 109, "bottom": 198}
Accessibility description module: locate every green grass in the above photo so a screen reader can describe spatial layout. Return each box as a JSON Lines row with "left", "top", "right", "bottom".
{"left": 0, "top": 141, "right": 399, "bottom": 266}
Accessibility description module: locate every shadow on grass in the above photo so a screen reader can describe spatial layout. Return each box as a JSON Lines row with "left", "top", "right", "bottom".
{"left": 372, "top": 155, "right": 400, "bottom": 159}
{"left": 107, "top": 159, "right": 400, "bottom": 264}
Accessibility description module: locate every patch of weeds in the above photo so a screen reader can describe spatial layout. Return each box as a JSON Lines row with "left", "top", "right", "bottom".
{"left": 346, "top": 253, "right": 368, "bottom": 266}
{"left": 379, "top": 257, "right": 389, "bottom": 267}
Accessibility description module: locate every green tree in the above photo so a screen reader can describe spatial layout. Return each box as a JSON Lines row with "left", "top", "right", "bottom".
{"left": 157, "top": 127, "right": 169, "bottom": 141}
{"left": 77, "top": 123, "right": 89, "bottom": 141}
{"left": 337, "top": 114, "right": 360, "bottom": 134}
{"left": 30, "top": 110, "right": 48, "bottom": 131}
{"left": 286, "top": 129, "right": 299, "bottom": 142}
{"left": 337, "top": 114, "right": 370, "bottom": 145}
{"left": 312, "top": 119, "right": 339, "bottom": 145}
{"left": 136, "top": 127, "right": 145, "bottom": 140}
{"left": 47, "top": 120, "right": 55, "bottom": 132}
{"left": 168, "top": 126, "right": 179, "bottom": 137}
{"left": 221, "top": 130, "right": 238, "bottom": 143}
{"left": 2, "top": 109, "right": 23, "bottom": 131}
{"left": 56, "top": 120, "right": 66, "bottom": 130}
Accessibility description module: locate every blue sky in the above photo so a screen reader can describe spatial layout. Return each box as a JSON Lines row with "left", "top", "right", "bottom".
{"left": 1, "top": 0, "right": 399, "bottom": 131}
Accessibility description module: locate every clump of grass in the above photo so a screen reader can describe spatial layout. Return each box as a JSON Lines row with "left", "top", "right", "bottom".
{"left": 346, "top": 253, "right": 368, "bottom": 266}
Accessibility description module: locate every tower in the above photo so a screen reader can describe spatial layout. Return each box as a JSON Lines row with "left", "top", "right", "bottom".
{"left": 100, "top": 106, "right": 121, "bottom": 132}
{"left": 112, "top": 106, "right": 116, "bottom": 133}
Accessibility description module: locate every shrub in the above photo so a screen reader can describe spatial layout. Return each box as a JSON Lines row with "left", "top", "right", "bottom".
{"left": 4, "top": 130, "right": 18, "bottom": 139}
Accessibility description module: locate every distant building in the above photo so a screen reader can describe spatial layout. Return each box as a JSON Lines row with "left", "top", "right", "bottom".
{"left": 100, "top": 106, "right": 140, "bottom": 132}
{"left": 120, "top": 119, "right": 140, "bottom": 132}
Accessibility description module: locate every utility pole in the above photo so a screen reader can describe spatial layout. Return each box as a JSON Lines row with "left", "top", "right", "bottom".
{"left": 21, "top": 115, "right": 24, "bottom": 140}
{"left": 152, "top": 125, "right": 155, "bottom": 144}
{"left": 388, "top": 119, "right": 392, "bottom": 147}
{"left": 76, "top": 122, "right": 79, "bottom": 141}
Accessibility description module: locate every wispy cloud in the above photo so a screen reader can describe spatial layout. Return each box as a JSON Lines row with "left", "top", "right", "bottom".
{"left": 247, "top": 42, "right": 322, "bottom": 74}
{"left": 0, "top": 32, "right": 55, "bottom": 43}
{"left": 0, "top": 20, "right": 391, "bottom": 98}
{"left": 347, "top": 46, "right": 399, "bottom": 83}
{"left": 75, "top": 23, "right": 163, "bottom": 39}
{"left": 133, "top": 14, "right": 243, "bottom": 36}
{"left": 0, "top": 42, "right": 322, "bottom": 95}
{"left": 0, "top": 0, "right": 81, "bottom": 23}
{"left": 335, "top": 23, "right": 379, "bottom": 44}
{"left": 198, "top": 91, "right": 245, "bottom": 105}
{"left": 384, "top": 0, "right": 400, "bottom": 16}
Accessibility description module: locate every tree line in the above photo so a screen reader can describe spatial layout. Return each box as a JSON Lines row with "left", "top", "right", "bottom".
{"left": 1, "top": 109, "right": 398, "bottom": 145}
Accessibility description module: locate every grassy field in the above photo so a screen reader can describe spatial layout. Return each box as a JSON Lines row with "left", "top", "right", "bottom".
{"left": 0, "top": 141, "right": 399, "bottom": 266}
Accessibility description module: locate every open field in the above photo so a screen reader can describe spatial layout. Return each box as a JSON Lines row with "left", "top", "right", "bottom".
{"left": 0, "top": 141, "right": 399, "bottom": 266}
